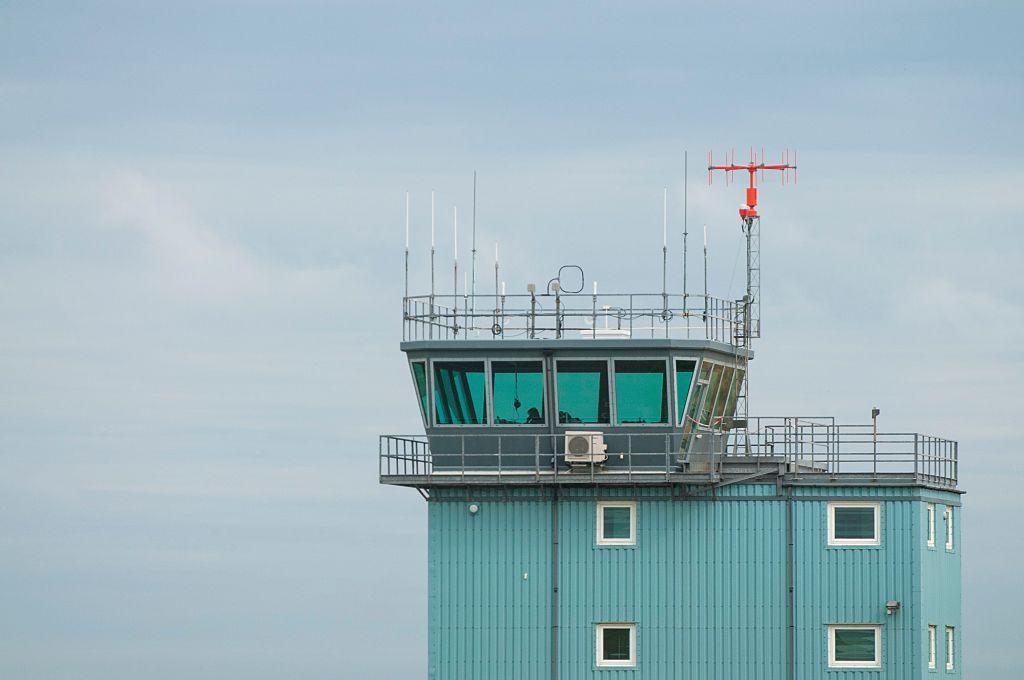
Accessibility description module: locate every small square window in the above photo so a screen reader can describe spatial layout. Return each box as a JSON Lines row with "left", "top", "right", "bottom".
{"left": 596, "top": 623, "right": 636, "bottom": 668}
{"left": 828, "top": 502, "right": 880, "bottom": 546}
{"left": 945, "top": 626, "right": 955, "bottom": 670}
{"left": 596, "top": 501, "right": 636, "bottom": 546}
{"left": 828, "top": 624, "right": 881, "bottom": 668}
{"left": 945, "top": 505, "right": 954, "bottom": 551}
{"left": 927, "top": 624, "right": 937, "bottom": 669}
{"left": 927, "top": 503, "right": 936, "bottom": 548}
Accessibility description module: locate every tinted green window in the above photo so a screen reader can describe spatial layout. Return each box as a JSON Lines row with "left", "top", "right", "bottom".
{"left": 602, "top": 627, "right": 631, "bottom": 661}
{"left": 433, "top": 361, "right": 487, "bottom": 425}
{"left": 492, "top": 361, "right": 545, "bottom": 424}
{"left": 557, "top": 361, "right": 610, "bottom": 424}
{"left": 834, "top": 507, "right": 876, "bottom": 539}
{"left": 675, "top": 360, "right": 696, "bottom": 424}
{"left": 614, "top": 360, "right": 668, "bottom": 424}
{"left": 411, "top": 361, "right": 428, "bottom": 422}
{"left": 603, "top": 507, "right": 631, "bottom": 540}
{"left": 834, "top": 628, "right": 876, "bottom": 661}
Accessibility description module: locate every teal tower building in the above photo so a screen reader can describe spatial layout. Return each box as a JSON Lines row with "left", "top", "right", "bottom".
{"left": 381, "top": 176, "right": 962, "bottom": 678}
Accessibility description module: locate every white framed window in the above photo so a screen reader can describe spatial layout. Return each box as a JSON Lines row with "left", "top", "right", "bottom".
{"left": 828, "top": 624, "right": 881, "bottom": 669}
{"left": 928, "top": 624, "right": 937, "bottom": 669}
{"left": 927, "top": 503, "right": 936, "bottom": 548}
{"left": 828, "top": 501, "right": 881, "bottom": 546}
{"left": 945, "top": 505, "right": 954, "bottom": 550}
{"left": 945, "top": 626, "right": 955, "bottom": 670}
{"left": 596, "top": 623, "right": 636, "bottom": 668}
{"left": 596, "top": 501, "right": 636, "bottom": 546}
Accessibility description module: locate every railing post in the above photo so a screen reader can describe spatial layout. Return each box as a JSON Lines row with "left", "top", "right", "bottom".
{"left": 535, "top": 435, "right": 540, "bottom": 483}
{"left": 461, "top": 435, "right": 465, "bottom": 484}
{"left": 665, "top": 433, "right": 670, "bottom": 482}
{"left": 498, "top": 435, "right": 503, "bottom": 479}
{"left": 913, "top": 433, "right": 919, "bottom": 484}
{"left": 953, "top": 441, "right": 958, "bottom": 487}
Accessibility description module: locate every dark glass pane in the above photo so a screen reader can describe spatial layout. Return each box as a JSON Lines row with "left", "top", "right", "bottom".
{"left": 710, "top": 366, "right": 735, "bottom": 423}
{"left": 699, "top": 364, "right": 724, "bottom": 425}
{"left": 675, "top": 360, "right": 696, "bottom": 424}
{"left": 722, "top": 368, "right": 745, "bottom": 420}
{"left": 433, "top": 361, "right": 487, "bottom": 425}
{"left": 834, "top": 507, "right": 876, "bottom": 539}
{"left": 411, "top": 362, "right": 428, "bottom": 421}
{"left": 557, "top": 361, "right": 610, "bottom": 424}
{"left": 615, "top": 360, "right": 667, "bottom": 424}
{"left": 603, "top": 507, "right": 631, "bottom": 540}
{"left": 602, "top": 627, "right": 631, "bottom": 661}
{"left": 492, "top": 361, "right": 545, "bottom": 424}
{"left": 834, "top": 628, "right": 876, "bottom": 661}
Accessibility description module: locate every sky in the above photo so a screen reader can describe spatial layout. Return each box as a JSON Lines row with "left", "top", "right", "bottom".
{"left": 1, "top": 1, "right": 1022, "bottom": 677}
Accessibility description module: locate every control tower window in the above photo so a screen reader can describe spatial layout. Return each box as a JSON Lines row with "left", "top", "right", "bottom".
{"left": 410, "top": 361, "right": 428, "bottom": 423}
{"left": 614, "top": 360, "right": 668, "bottom": 424}
{"left": 433, "top": 361, "right": 487, "bottom": 425}
{"left": 699, "top": 364, "right": 725, "bottom": 425}
{"left": 556, "top": 360, "right": 610, "bottom": 424}
{"left": 675, "top": 360, "right": 696, "bottom": 424}
{"left": 492, "top": 361, "right": 545, "bottom": 424}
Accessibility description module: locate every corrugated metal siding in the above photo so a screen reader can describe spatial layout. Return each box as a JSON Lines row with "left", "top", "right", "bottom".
{"left": 429, "top": 493, "right": 552, "bottom": 680}
{"left": 918, "top": 491, "right": 962, "bottom": 677}
{"left": 427, "top": 484, "right": 962, "bottom": 679}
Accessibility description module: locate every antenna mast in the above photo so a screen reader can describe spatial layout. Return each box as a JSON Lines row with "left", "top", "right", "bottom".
{"left": 707, "top": 148, "right": 797, "bottom": 344}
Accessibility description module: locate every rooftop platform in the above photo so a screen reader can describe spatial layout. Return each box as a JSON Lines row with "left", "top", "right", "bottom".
{"left": 379, "top": 418, "right": 959, "bottom": 492}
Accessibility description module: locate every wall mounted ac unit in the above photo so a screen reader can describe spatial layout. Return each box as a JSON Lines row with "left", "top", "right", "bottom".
{"left": 564, "top": 431, "right": 608, "bottom": 464}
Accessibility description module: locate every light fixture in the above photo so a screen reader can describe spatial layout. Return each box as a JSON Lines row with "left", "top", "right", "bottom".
{"left": 468, "top": 503, "right": 479, "bottom": 515}
{"left": 886, "top": 600, "right": 901, "bottom": 615}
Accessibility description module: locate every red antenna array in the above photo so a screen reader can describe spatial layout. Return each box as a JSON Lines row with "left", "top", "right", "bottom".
{"left": 707, "top": 148, "right": 797, "bottom": 220}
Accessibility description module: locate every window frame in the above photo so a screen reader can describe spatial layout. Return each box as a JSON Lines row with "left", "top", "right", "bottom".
{"left": 927, "top": 624, "right": 937, "bottom": 670}
{"left": 430, "top": 358, "right": 489, "bottom": 427}
{"left": 827, "top": 501, "right": 881, "bottom": 547}
{"left": 827, "top": 624, "right": 881, "bottom": 669}
{"left": 672, "top": 356, "right": 700, "bottom": 427}
{"left": 927, "top": 503, "right": 936, "bottom": 548}
{"left": 488, "top": 357, "right": 548, "bottom": 428}
{"left": 612, "top": 357, "right": 671, "bottom": 426}
{"left": 944, "top": 626, "right": 954, "bottom": 670}
{"left": 945, "top": 505, "right": 954, "bottom": 551}
{"left": 408, "top": 360, "right": 430, "bottom": 427}
{"left": 596, "top": 500, "right": 637, "bottom": 546}
{"left": 554, "top": 358, "right": 613, "bottom": 426}
{"left": 595, "top": 622, "right": 636, "bottom": 668}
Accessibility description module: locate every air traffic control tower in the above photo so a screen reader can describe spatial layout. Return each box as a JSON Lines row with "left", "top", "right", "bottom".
{"left": 380, "top": 167, "right": 962, "bottom": 679}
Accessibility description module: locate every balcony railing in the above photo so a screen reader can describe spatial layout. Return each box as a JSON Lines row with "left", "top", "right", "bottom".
{"left": 379, "top": 418, "right": 958, "bottom": 489}
{"left": 403, "top": 292, "right": 744, "bottom": 344}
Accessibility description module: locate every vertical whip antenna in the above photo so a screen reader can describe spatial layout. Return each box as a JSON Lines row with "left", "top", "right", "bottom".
{"left": 662, "top": 187, "right": 668, "bottom": 335}
{"left": 430, "top": 190, "right": 436, "bottom": 340}
{"left": 404, "top": 191, "right": 410, "bottom": 300}
{"left": 493, "top": 242, "right": 500, "bottom": 336}
{"left": 683, "top": 150, "right": 689, "bottom": 337}
{"left": 702, "top": 224, "right": 709, "bottom": 321}
{"left": 453, "top": 206, "right": 459, "bottom": 338}
{"left": 471, "top": 171, "right": 477, "bottom": 324}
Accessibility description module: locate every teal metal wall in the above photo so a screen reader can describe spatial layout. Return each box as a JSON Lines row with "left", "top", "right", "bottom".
{"left": 427, "top": 485, "right": 962, "bottom": 679}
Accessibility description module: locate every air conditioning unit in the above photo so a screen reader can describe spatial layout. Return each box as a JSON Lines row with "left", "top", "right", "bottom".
{"left": 564, "top": 431, "right": 608, "bottom": 464}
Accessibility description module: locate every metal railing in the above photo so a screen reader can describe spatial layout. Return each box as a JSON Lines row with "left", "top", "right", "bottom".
{"left": 379, "top": 419, "right": 958, "bottom": 489}
{"left": 403, "top": 292, "right": 743, "bottom": 344}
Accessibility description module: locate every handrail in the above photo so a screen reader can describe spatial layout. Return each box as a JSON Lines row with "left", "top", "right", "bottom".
{"left": 378, "top": 421, "right": 959, "bottom": 489}
{"left": 402, "top": 292, "right": 744, "bottom": 343}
